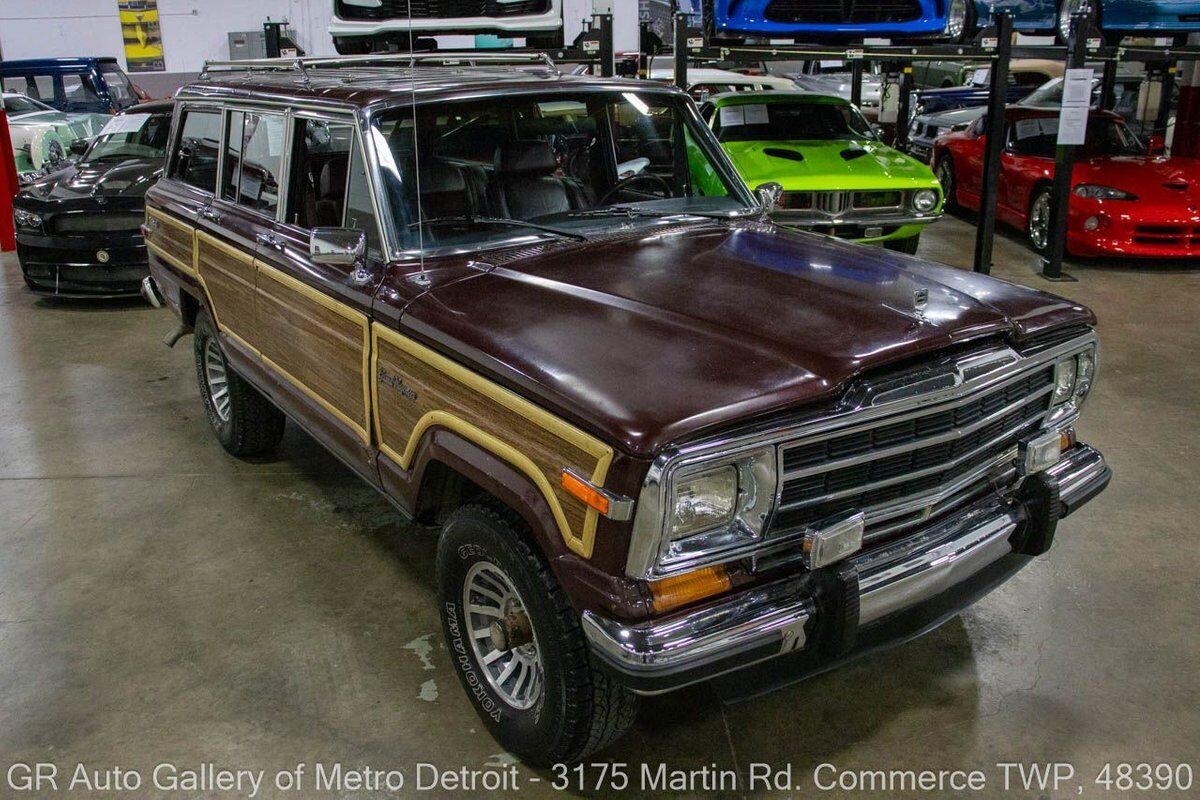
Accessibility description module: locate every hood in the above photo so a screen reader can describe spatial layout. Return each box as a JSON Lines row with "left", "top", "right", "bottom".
{"left": 9, "top": 109, "right": 107, "bottom": 136}
{"left": 1074, "top": 155, "right": 1200, "bottom": 204}
{"left": 919, "top": 107, "right": 985, "bottom": 128}
{"left": 722, "top": 138, "right": 939, "bottom": 191}
{"left": 21, "top": 156, "right": 163, "bottom": 203}
{"left": 400, "top": 223, "right": 1093, "bottom": 457}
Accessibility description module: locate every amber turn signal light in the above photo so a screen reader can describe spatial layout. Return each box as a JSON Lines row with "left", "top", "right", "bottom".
{"left": 561, "top": 469, "right": 612, "bottom": 516}
{"left": 649, "top": 566, "right": 732, "bottom": 614}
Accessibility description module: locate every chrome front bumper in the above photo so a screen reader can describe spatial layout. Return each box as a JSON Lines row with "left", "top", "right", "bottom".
{"left": 583, "top": 444, "right": 1109, "bottom": 695}
{"left": 772, "top": 210, "right": 942, "bottom": 231}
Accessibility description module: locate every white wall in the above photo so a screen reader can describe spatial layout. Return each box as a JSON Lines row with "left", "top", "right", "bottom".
{"left": 0, "top": 0, "right": 638, "bottom": 73}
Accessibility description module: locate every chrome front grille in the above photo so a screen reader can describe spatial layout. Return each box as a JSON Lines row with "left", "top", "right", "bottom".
{"left": 770, "top": 365, "right": 1055, "bottom": 543}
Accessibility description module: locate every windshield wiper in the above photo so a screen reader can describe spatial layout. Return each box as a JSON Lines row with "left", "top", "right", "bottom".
{"left": 414, "top": 215, "right": 588, "bottom": 242}
{"left": 568, "top": 206, "right": 750, "bottom": 221}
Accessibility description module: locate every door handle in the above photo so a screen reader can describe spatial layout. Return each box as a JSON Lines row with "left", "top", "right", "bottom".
{"left": 199, "top": 207, "right": 221, "bottom": 222}
{"left": 256, "top": 232, "right": 285, "bottom": 251}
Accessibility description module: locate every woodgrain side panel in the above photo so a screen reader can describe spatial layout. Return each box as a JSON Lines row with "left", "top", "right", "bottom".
{"left": 196, "top": 231, "right": 257, "bottom": 343}
{"left": 145, "top": 207, "right": 195, "bottom": 276}
{"left": 372, "top": 325, "right": 614, "bottom": 558}
{"left": 257, "top": 265, "right": 370, "bottom": 442}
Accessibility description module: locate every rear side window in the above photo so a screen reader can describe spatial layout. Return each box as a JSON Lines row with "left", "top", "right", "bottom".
{"left": 224, "top": 112, "right": 285, "bottom": 217}
{"left": 173, "top": 107, "right": 222, "bottom": 194}
{"left": 2, "top": 74, "right": 54, "bottom": 102}
{"left": 62, "top": 73, "right": 103, "bottom": 111}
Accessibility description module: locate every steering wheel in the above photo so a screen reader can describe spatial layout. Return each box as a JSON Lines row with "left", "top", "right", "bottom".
{"left": 597, "top": 171, "right": 673, "bottom": 206}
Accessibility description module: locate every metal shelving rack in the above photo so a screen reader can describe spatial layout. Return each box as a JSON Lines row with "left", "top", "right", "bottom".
{"left": 661, "top": 9, "right": 1199, "bottom": 279}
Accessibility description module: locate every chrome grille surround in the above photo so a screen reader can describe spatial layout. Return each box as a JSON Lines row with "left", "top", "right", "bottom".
{"left": 625, "top": 331, "right": 1097, "bottom": 580}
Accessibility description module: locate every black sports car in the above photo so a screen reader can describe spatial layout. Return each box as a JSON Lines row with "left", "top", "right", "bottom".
{"left": 12, "top": 99, "right": 173, "bottom": 298}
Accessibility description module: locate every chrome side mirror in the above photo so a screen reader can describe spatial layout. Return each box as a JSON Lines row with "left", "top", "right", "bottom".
{"left": 755, "top": 182, "right": 783, "bottom": 213}
{"left": 310, "top": 227, "right": 365, "bottom": 266}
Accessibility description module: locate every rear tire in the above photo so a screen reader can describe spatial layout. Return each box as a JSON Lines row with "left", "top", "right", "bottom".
{"left": 945, "top": 0, "right": 976, "bottom": 44}
{"left": 437, "top": 504, "right": 638, "bottom": 766}
{"left": 1057, "top": 0, "right": 1103, "bottom": 44}
{"left": 193, "top": 311, "right": 285, "bottom": 458}
{"left": 885, "top": 235, "right": 921, "bottom": 255}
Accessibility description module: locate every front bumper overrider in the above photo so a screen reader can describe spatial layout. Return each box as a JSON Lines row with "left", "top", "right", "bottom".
{"left": 583, "top": 444, "right": 1110, "bottom": 695}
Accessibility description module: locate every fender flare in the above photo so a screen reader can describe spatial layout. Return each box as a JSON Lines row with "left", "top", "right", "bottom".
{"left": 400, "top": 426, "right": 570, "bottom": 561}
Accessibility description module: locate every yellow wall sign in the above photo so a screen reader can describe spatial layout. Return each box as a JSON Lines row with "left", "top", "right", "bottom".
{"left": 118, "top": 0, "right": 165, "bottom": 73}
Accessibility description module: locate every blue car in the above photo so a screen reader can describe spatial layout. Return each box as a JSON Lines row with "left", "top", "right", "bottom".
{"left": 966, "top": 1, "right": 1200, "bottom": 43}
{"left": 706, "top": 0, "right": 1200, "bottom": 42}
{"left": 0, "top": 57, "right": 146, "bottom": 115}
{"left": 707, "top": 0, "right": 953, "bottom": 39}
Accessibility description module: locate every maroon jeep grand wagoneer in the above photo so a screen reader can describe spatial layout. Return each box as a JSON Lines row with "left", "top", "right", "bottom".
{"left": 141, "top": 55, "right": 1110, "bottom": 764}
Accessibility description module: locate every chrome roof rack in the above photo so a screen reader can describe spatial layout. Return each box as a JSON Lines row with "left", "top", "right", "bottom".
{"left": 200, "top": 51, "right": 561, "bottom": 85}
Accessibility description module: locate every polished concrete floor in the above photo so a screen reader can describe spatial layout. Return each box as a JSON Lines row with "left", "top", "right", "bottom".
{"left": 1, "top": 219, "right": 1196, "bottom": 799}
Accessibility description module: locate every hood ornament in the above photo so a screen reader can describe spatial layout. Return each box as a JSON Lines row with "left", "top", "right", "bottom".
{"left": 913, "top": 288, "right": 929, "bottom": 315}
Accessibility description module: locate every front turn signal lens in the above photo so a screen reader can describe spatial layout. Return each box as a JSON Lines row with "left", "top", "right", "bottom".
{"left": 649, "top": 566, "right": 732, "bottom": 614}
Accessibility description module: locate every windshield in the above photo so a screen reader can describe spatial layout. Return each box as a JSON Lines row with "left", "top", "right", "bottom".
{"left": 1008, "top": 115, "right": 1145, "bottom": 158}
{"left": 85, "top": 112, "right": 172, "bottom": 161}
{"left": 370, "top": 90, "right": 753, "bottom": 253}
{"left": 3, "top": 94, "right": 53, "bottom": 117}
{"left": 713, "top": 100, "right": 874, "bottom": 143}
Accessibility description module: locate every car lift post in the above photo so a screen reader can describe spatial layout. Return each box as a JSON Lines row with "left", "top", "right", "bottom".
{"left": 895, "top": 65, "right": 914, "bottom": 148}
{"left": 972, "top": 11, "right": 1013, "bottom": 274}
{"left": 1041, "top": 11, "right": 1089, "bottom": 281}
{"left": 1156, "top": 63, "right": 1178, "bottom": 136}
{"left": 598, "top": 13, "right": 615, "bottom": 77}
{"left": 673, "top": 11, "right": 689, "bottom": 90}
{"left": 851, "top": 59, "right": 864, "bottom": 107}
{"left": 1099, "top": 56, "right": 1118, "bottom": 112}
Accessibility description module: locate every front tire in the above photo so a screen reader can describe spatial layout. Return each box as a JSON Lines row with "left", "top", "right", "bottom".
{"left": 935, "top": 156, "right": 959, "bottom": 212}
{"left": 437, "top": 505, "right": 638, "bottom": 766}
{"left": 193, "top": 311, "right": 285, "bottom": 457}
{"left": 1028, "top": 185, "right": 1054, "bottom": 255}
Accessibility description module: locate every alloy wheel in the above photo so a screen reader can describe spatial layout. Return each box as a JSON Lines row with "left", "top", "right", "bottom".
{"left": 203, "top": 338, "right": 232, "bottom": 423}
{"left": 1059, "top": 0, "right": 1092, "bottom": 42}
{"left": 1029, "top": 192, "right": 1052, "bottom": 251}
{"left": 462, "top": 562, "right": 544, "bottom": 710}
{"left": 945, "top": 0, "right": 968, "bottom": 40}
{"left": 937, "top": 160, "right": 954, "bottom": 203}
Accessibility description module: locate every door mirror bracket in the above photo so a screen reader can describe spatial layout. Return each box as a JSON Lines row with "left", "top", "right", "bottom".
{"left": 755, "top": 182, "right": 784, "bottom": 214}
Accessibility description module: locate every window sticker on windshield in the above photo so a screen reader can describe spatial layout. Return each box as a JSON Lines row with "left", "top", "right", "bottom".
{"left": 99, "top": 113, "right": 150, "bottom": 137}
{"left": 742, "top": 104, "right": 770, "bottom": 125}
{"left": 719, "top": 105, "right": 746, "bottom": 127}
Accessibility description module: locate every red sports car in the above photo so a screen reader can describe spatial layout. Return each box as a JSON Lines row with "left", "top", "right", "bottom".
{"left": 932, "top": 107, "right": 1200, "bottom": 258}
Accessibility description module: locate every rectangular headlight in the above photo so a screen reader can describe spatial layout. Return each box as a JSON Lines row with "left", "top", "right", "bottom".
{"left": 669, "top": 465, "right": 737, "bottom": 540}
{"left": 1052, "top": 357, "right": 1077, "bottom": 404}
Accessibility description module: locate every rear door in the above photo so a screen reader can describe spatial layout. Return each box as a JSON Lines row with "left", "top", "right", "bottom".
{"left": 252, "top": 111, "right": 386, "bottom": 475}
{"left": 193, "top": 107, "right": 285, "bottom": 357}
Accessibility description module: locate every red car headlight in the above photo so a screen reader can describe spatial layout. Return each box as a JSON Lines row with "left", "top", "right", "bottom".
{"left": 1073, "top": 184, "right": 1137, "bottom": 201}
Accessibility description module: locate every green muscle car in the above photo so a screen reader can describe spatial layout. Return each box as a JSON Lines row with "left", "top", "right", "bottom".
{"left": 700, "top": 91, "right": 943, "bottom": 254}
